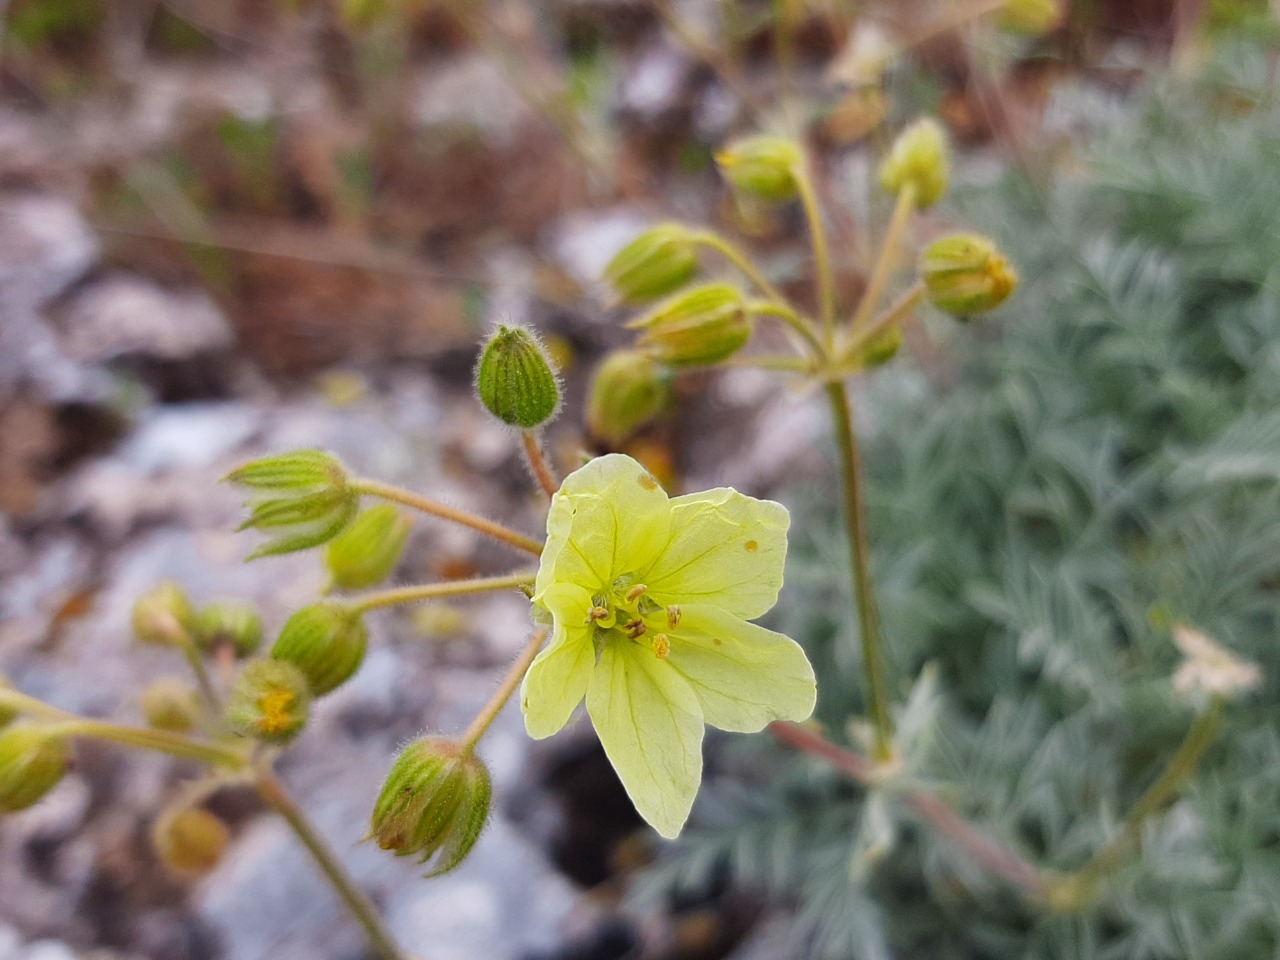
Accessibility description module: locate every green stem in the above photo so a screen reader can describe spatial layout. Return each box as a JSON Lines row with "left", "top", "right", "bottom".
{"left": 839, "top": 281, "right": 925, "bottom": 367}
{"left": 746, "top": 300, "right": 825, "bottom": 357}
{"left": 0, "top": 687, "right": 76, "bottom": 723}
{"left": 458, "top": 628, "right": 548, "bottom": 752}
{"left": 182, "top": 643, "right": 222, "bottom": 714}
{"left": 350, "top": 572, "right": 536, "bottom": 615}
{"left": 792, "top": 163, "right": 838, "bottom": 348}
{"left": 825, "top": 380, "right": 894, "bottom": 760}
{"left": 692, "top": 231, "right": 793, "bottom": 303}
{"left": 255, "top": 769, "right": 408, "bottom": 960}
{"left": 849, "top": 184, "right": 917, "bottom": 333}
{"left": 44, "top": 719, "right": 247, "bottom": 768}
{"left": 352, "top": 479, "right": 544, "bottom": 556}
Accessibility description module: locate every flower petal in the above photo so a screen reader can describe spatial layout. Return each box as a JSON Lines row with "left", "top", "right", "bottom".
{"left": 644, "top": 488, "right": 789, "bottom": 619}
{"left": 587, "top": 640, "right": 704, "bottom": 839}
{"left": 667, "top": 604, "right": 816, "bottom": 732}
{"left": 521, "top": 622, "right": 595, "bottom": 739}
{"left": 535, "top": 454, "right": 672, "bottom": 598}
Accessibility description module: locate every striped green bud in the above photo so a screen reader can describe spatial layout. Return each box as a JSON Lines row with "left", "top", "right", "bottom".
{"left": 628, "top": 282, "right": 751, "bottom": 367}
{"left": 153, "top": 807, "right": 230, "bottom": 875}
{"left": 270, "top": 603, "right": 367, "bottom": 695}
{"left": 325, "top": 504, "right": 412, "bottom": 591}
{"left": 0, "top": 725, "right": 70, "bottom": 813}
{"left": 715, "top": 135, "right": 803, "bottom": 203}
{"left": 921, "top": 233, "right": 1018, "bottom": 317}
{"left": 604, "top": 224, "right": 699, "bottom": 305}
{"left": 140, "top": 678, "right": 201, "bottom": 733}
{"left": 223, "top": 450, "right": 358, "bottom": 559}
{"left": 474, "top": 326, "right": 562, "bottom": 430}
{"left": 226, "top": 659, "right": 313, "bottom": 744}
{"left": 586, "top": 350, "right": 671, "bottom": 446}
{"left": 879, "top": 118, "right": 949, "bottom": 208}
{"left": 194, "top": 601, "right": 264, "bottom": 657}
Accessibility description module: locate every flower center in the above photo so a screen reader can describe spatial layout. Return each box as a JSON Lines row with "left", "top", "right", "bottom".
{"left": 585, "top": 575, "right": 676, "bottom": 659}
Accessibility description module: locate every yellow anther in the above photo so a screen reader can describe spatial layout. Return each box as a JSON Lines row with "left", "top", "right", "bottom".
{"left": 587, "top": 606, "right": 611, "bottom": 623}
{"left": 666, "top": 605, "right": 681, "bottom": 628}
{"left": 652, "top": 633, "right": 670, "bottom": 659}
{"left": 625, "top": 584, "right": 648, "bottom": 603}
{"left": 624, "top": 618, "right": 647, "bottom": 639}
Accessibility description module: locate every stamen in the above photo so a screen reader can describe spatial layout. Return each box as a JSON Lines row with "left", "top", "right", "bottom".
{"left": 625, "top": 584, "right": 648, "bottom": 603}
{"left": 666, "top": 605, "right": 681, "bottom": 628}
{"left": 652, "top": 633, "right": 670, "bottom": 659}
{"left": 586, "top": 605, "right": 611, "bottom": 624}
{"left": 624, "top": 618, "right": 647, "bottom": 639}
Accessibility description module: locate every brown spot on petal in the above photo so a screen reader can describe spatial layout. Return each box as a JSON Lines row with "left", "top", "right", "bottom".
{"left": 712, "top": 638, "right": 722, "bottom": 646}
{"left": 637, "top": 472, "right": 658, "bottom": 491}
{"left": 744, "top": 540, "right": 758, "bottom": 553}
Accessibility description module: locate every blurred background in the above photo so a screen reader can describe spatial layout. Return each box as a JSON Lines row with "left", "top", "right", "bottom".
{"left": 2, "top": 2, "right": 1279, "bottom": 959}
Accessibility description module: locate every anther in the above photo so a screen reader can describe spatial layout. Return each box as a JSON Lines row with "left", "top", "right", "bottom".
{"left": 652, "top": 633, "right": 670, "bottom": 659}
{"left": 624, "top": 619, "right": 647, "bottom": 639}
{"left": 666, "top": 605, "right": 681, "bottom": 628}
{"left": 586, "top": 606, "right": 611, "bottom": 624}
{"left": 625, "top": 584, "right": 648, "bottom": 603}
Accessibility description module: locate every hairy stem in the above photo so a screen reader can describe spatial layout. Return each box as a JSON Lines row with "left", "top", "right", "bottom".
{"left": 521, "top": 432, "right": 559, "bottom": 499}
{"left": 353, "top": 479, "right": 543, "bottom": 556}
{"left": 849, "top": 184, "right": 917, "bottom": 332}
{"left": 459, "top": 628, "right": 548, "bottom": 752}
{"left": 43, "top": 719, "right": 247, "bottom": 769}
{"left": 350, "top": 572, "right": 536, "bottom": 615}
{"left": 825, "top": 380, "right": 894, "bottom": 760}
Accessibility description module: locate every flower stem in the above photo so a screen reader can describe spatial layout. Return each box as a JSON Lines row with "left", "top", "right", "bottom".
{"left": 254, "top": 768, "right": 408, "bottom": 960}
{"left": 352, "top": 478, "right": 543, "bottom": 556}
{"left": 839, "top": 281, "right": 925, "bottom": 367}
{"left": 691, "top": 232, "right": 791, "bottom": 309}
{"left": 458, "top": 628, "right": 548, "bottom": 753}
{"left": 849, "top": 184, "right": 917, "bottom": 333}
{"left": 745, "top": 300, "right": 825, "bottom": 357}
{"left": 825, "top": 380, "right": 894, "bottom": 761}
{"left": 43, "top": 719, "right": 248, "bottom": 769}
{"left": 792, "top": 162, "right": 838, "bottom": 348}
{"left": 521, "top": 431, "right": 559, "bottom": 499}
{"left": 350, "top": 572, "right": 536, "bottom": 615}
{"left": 182, "top": 643, "right": 222, "bottom": 714}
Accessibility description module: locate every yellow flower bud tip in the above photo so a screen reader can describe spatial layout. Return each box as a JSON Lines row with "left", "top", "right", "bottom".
{"left": 999, "top": 0, "right": 1063, "bottom": 36}
{"left": 270, "top": 603, "right": 368, "bottom": 696}
{"left": 878, "top": 117, "right": 950, "bottom": 208}
{"left": 474, "top": 325, "right": 562, "bottom": 430}
{"left": 193, "top": 601, "right": 263, "bottom": 657}
{"left": 325, "top": 504, "right": 412, "bottom": 591}
{"left": 225, "top": 659, "right": 313, "bottom": 744}
{"left": 921, "top": 232, "right": 1019, "bottom": 317}
{"left": 629, "top": 282, "right": 752, "bottom": 367}
{"left": 586, "top": 350, "right": 672, "bottom": 446}
{"left": 153, "top": 807, "right": 230, "bottom": 875}
{"left": 369, "top": 737, "right": 491, "bottom": 877}
{"left": 224, "top": 450, "right": 358, "bottom": 560}
{"left": 0, "top": 724, "right": 71, "bottom": 813}
{"left": 716, "top": 135, "right": 804, "bottom": 203}
{"left": 604, "top": 224, "right": 699, "bottom": 305}
{"left": 131, "top": 581, "right": 196, "bottom": 648}
{"left": 140, "top": 679, "right": 202, "bottom": 733}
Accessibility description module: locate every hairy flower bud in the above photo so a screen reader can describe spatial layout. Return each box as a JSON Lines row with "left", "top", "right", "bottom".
{"left": 0, "top": 725, "right": 70, "bottom": 813}
{"left": 921, "top": 233, "right": 1018, "bottom": 317}
{"left": 586, "top": 350, "right": 671, "bottom": 445}
{"left": 270, "top": 604, "right": 367, "bottom": 695}
{"left": 878, "top": 118, "right": 949, "bottom": 208}
{"left": 999, "top": 0, "right": 1063, "bottom": 35}
{"left": 194, "top": 601, "right": 264, "bottom": 658}
{"left": 474, "top": 326, "right": 562, "bottom": 430}
{"left": 140, "top": 679, "right": 201, "bottom": 733}
{"left": 629, "top": 283, "right": 752, "bottom": 367}
{"left": 132, "top": 581, "right": 196, "bottom": 648}
{"left": 153, "top": 807, "right": 230, "bottom": 875}
{"left": 226, "top": 659, "right": 312, "bottom": 744}
{"left": 715, "top": 135, "right": 803, "bottom": 203}
{"left": 604, "top": 224, "right": 699, "bottom": 305}
{"left": 223, "top": 450, "right": 358, "bottom": 559}
{"left": 369, "top": 737, "right": 491, "bottom": 877}
{"left": 325, "top": 504, "right": 412, "bottom": 591}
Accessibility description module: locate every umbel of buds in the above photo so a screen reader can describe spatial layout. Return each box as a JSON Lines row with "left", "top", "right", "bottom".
{"left": 152, "top": 806, "right": 230, "bottom": 875}
{"left": 369, "top": 737, "right": 491, "bottom": 877}
{"left": 132, "top": 581, "right": 196, "bottom": 648}
{"left": 140, "top": 678, "right": 201, "bottom": 733}
{"left": 325, "top": 504, "right": 411, "bottom": 591}
{"left": 270, "top": 603, "right": 368, "bottom": 695}
{"left": 604, "top": 224, "right": 699, "bottom": 305}
{"left": 879, "top": 117, "right": 950, "bottom": 208}
{"left": 629, "top": 283, "right": 752, "bottom": 367}
{"left": 224, "top": 450, "right": 358, "bottom": 559}
{"left": 226, "top": 659, "right": 312, "bottom": 744}
{"left": 716, "top": 135, "right": 803, "bottom": 202}
{"left": 920, "top": 233, "right": 1018, "bottom": 317}
{"left": 587, "top": 350, "right": 671, "bottom": 445}
{"left": 194, "top": 601, "right": 263, "bottom": 658}
{"left": 474, "top": 326, "right": 561, "bottom": 430}
{"left": 0, "top": 725, "right": 70, "bottom": 813}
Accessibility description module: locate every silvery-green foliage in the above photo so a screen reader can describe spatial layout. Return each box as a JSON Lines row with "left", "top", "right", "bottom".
{"left": 643, "top": 43, "right": 1280, "bottom": 959}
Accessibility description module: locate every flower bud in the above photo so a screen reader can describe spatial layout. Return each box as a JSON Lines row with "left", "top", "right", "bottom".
{"left": 0, "top": 677, "right": 16, "bottom": 729}
{"left": 586, "top": 350, "right": 671, "bottom": 445}
{"left": 369, "top": 737, "right": 491, "bottom": 877}
{"left": 0, "top": 725, "right": 70, "bottom": 813}
{"left": 223, "top": 450, "right": 358, "bottom": 559}
{"left": 225, "top": 659, "right": 312, "bottom": 744}
{"left": 921, "top": 233, "right": 1018, "bottom": 317}
{"left": 604, "top": 224, "right": 699, "bottom": 305}
{"left": 999, "top": 0, "right": 1063, "bottom": 36}
{"left": 132, "top": 581, "right": 196, "bottom": 648}
{"left": 194, "top": 601, "right": 264, "bottom": 657}
{"left": 153, "top": 807, "right": 230, "bottom": 875}
{"left": 325, "top": 504, "right": 412, "bottom": 591}
{"left": 860, "top": 326, "right": 902, "bottom": 367}
{"left": 474, "top": 325, "right": 562, "bottom": 430}
{"left": 270, "top": 603, "right": 367, "bottom": 695}
{"left": 715, "top": 135, "right": 803, "bottom": 203}
{"left": 878, "top": 118, "right": 949, "bottom": 208}
{"left": 629, "top": 283, "right": 752, "bottom": 367}
{"left": 140, "top": 679, "right": 201, "bottom": 733}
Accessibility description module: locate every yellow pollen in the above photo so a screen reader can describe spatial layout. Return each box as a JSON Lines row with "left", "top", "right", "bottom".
{"left": 625, "top": 584, "right": 647, "bottom": 602}
{"left": 587, "top": 605, "right": 611, "bottom": 623}
{"left": 624, "top": 618, "right": 647, "bottom": 639}
{"left": 667, "top": 605, "right": 681, "bottom": 628}
{"left": 652, "top": 633, "right": 670, "bottom": 659}
{"left": 256, "top": 690, "right": 296, "bottom": 734}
